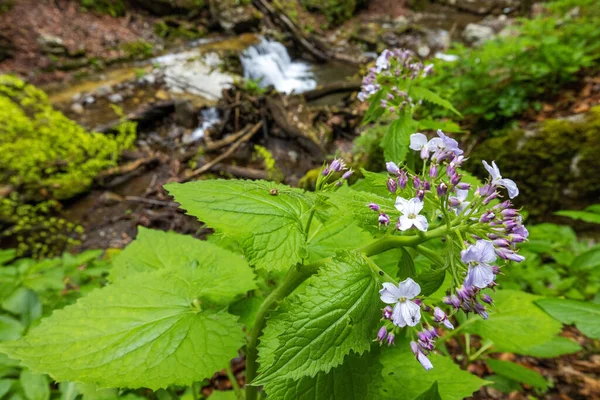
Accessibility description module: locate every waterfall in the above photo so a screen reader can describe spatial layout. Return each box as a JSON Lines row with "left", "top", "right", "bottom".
{"left": 240, "top": 38, "right": 317, "bottom": 94}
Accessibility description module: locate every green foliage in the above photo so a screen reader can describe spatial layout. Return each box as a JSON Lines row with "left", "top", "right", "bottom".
{"left": 79, "top": 0, "right": 126, "bottom": 17}
{"left": 381, "top": 116, "right": 417, "bottom": 164}
{"left": 536, "top": 298, "right": 600, "bottom": 339}
{"left": 498, "top": 223, "right": 600, "bottom": 301}
{"left": 300, "top": 0, "right": 362, "bottom": 25}
{"left": 375, "top": 337, "right": 488, "bottom": 400}
{"left": 555, "top": 203, "right": 600, "bottom": 223}
{"left": 425, "top": 0, "right": 600, "bottom": 127}
{"left": 121, "top": 40, "right": 154, "bottom": 59}
{"left": 256, "top": 252, "right": 380, "bottom": 385}
{"left": 486, "top": 359, "right": 548, "bottom": 393}
{"left": 253, "top": 145, "right": 283, "bottom": 182}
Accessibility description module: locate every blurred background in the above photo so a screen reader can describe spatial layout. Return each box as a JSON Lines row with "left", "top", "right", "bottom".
{"left": 0, "top": 0, "right": 598, "bottom": 399}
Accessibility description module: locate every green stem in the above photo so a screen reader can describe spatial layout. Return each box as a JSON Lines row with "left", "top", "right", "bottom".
{"left": 415, "top": 245, "right": 445, "bottom": 267}
{"left": 226, "top": 364, "right": 243, "bottom": 399}
{"left": 361, "top": 223, "right": 457, "bottom": 256}
{"left": 468, "top": 342, "right": 494, "bottom": 362}
{"left": 244, "top": 259, "right": 327, "bottom": 400}
{"left": 304, "top": 208, "right": 316, "bottom": 242}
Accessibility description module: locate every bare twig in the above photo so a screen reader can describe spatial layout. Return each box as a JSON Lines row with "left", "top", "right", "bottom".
{"left": 124, "top": 196, "right": 179, "bottom": 208}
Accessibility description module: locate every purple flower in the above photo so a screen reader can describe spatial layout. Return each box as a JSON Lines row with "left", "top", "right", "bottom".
{"left": 443, "top": 294, "right": 461, "bottom": 309}
{"left": 379, "top": 278, "right": 422, "bottom": 327}
{"left": 433, "top": 307, "right": 454, "bottom": 330}
{"left": 395, "top": 197, "right": 428, "bottom": 232}
{"left": 378, "top": 213, "right": 390, "bottom": 226}
{"left": 480, "top": 211, "right": 496, "bottom": 223}
{"left": 461, "top": 240, "right": 497, "bottom": 289}
{"left": 330, "top": 158, "right": 345, "bottom": 172}
{"left": 386, "top": 332, "right": 395, "bottom": 346}
{"left": 410, "top": 341, "right": 433, "bottom": 370}
{"left": 398, "top": 171, "right": 408, "bottom": 189}
{"left": 456, "top": 182, "right": 471, "bottom": 190}
{"left": 409, "top": 133, "right": 432, "bottom": 160}
{"left": 437, "top": 182, "right": 448, "bottom": 197}
{"left": 483, "top": 160, "right": 519, "bottom": 199}
{"left": 377, "top": 326, "right": 388, "bottom": 343}
{"left": 449, "top": 189, "right": 470, "bottom": 215}
{"left": 383, "top": 305, "right": 393, "bottom": 319}
{"left": 495, "top": 247, "right": 525, "bottom": 262}
{"left": 368, "top": 203, "right": 381, "bottom": 212}
{"left": 481, "top": 294, "right": 493, "bottom": 304}
{"left": 429, "top": 164, "right": 438, "bottom": 178}
{"left": 387, "top": 177, "right": 398, "bottom": 193}
{"left": 342, "top": 169, "right": 353, "bottom": 180}
{"left": 386, "top": 162, "right": 400, "bottom": 175}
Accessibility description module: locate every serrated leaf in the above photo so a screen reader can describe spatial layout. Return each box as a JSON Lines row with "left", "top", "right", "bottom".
{"left": 409, "top": 87, "right": 462, "bottom": 117}
{"left": 110, "top": 228, "right": 256, "bottom": 301}
{"left": 264, "top": 349, "right": 381, "bottom": 400}
{"left": 326, "top": 188, "right": 392, "bottom": 233}
{"left": 397, "top": 248, "right": 416, "bottom": 280}
{"left": 165, "top": 180, "right": 314, "bottom": 271}
{"left": 306, "top": 216, "right": 373, "bottom": 263}
{"left": 0, "top": 267, "right": 245, "bottom": 390}
{"left": 486, "top": 359, "right": 547, "bottom": 392}
{"left": 376, "top": 338, "right": 487, "bottom": 400}
{"left": 536, "top": 298, "right": 600, "bottom": 339}
{"left": 255, "top": 252, "right": 381, "bottom": 384}
{"left": 465, "top": 290, "right": 562, "bottom": 354}
{"left": 415, "top": 268, "right": 446, "bottom": 297}
{"left": 381, "top": 116, "right": 417, "bottom": 163}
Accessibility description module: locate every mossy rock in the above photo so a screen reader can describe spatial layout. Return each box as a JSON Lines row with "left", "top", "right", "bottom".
{"left": 468, "top": 107, "right": 600, "bottom": 220}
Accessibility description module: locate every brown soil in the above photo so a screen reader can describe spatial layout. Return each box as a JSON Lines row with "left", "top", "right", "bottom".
{"left": 0, "top": 0, "right": 158, "bottom": 84}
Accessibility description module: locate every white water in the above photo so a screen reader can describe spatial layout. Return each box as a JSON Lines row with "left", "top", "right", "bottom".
{"left": 191, "top": 107, "right": 220, "bottom": 140}
{"left": 240, "top": 38, "right": 317, "bottom": 94}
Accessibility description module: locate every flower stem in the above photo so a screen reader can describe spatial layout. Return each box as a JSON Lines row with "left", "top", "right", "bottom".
{"left": 244, "top": 258, "right": 328, "bottom": 400}
{"left": 226, "top": 364, "right": 243, "bottom": 400}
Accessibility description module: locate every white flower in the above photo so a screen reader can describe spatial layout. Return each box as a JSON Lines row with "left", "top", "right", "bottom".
{"left": 450, "top": 189, "right": 470, "bottom": 215}
{"left": 482, "top": 160, "right": 519, "bottom": 199}
{"left": 395, "top": 197, "right": 428, "bottom": 232}
{"left": 409, "top": 133, "right": 429, "bottom": 151}
{"left": 461, "top": 240, "right": 497, "bottom": 288}
{"left": 379, "top": 278, "right": 422, "bottom": 327}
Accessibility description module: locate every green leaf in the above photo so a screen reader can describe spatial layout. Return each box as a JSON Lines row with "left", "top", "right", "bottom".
{"left": 165, "top": 180, "right": 314, "bottom": 271}
{"left": 111, "top": 228, "right": 257, "bottom": 301}
{"left": 523, "top": 336, "right": 582, "bottom": 358}
{"left": 536, "top": 298, "right": 600, "bottom": 339}
{"left": 465, "top": 290, "right": 562, "bottom": 354}
{"left": 2, "top": 288, "right": 42, "bottom": 327}
{"left": 59, "top": 382, "right": 80, "bottom": 400}
{"left": 555, "top": 210, "right": 600, "bottom": 224}
{"left": 255, "top": 252, "right": 381, "bottom": 384}
{"left": 397, "top": 248, "right": 416, "bottom": 280}
{"left": 409, "top": 87, "right": 462, "bottom": 117}
{"left": 264, "top": 349, "right": 381, "bottom": 400}
{"left": 307, "top": 217, "right": 373, "bottom": 263}
{"left": 209, "top": 392, "right": 237, "bottom": 400}
{"left": 381, "top": 116, "right": 418, "bottom": 163}
{"left": 0, "top": 249, "right": 16, "bottom": 266}
{"left": 571, "top": 247, "right": 600, "bottom": 271}
{"left": 363, "top": 90, "right": 385, "bottom": 125}
{"left": 0, "top": 379, "right": 15, "bottom": 398}
{"left": 0, "top": 316, "right": 23, "bottom": 341}
{"left": 417, "top": 119, "right": 462, "bottom": 133}
{"left": 415, "top": 268, "right": 446, "bottom": 297}
{"left": 0, "top": 267, "right": 246, "bottom": 390}
{"left": 413, "top": 381, "right": 442, "bottom": 400}
{"left": 484, "top": 375, "right": 522, "bottom": 393}
{"left": 326, "top": 188, "right": 392, "bottom": 233}
{"left": 486, "top": 359, "right": 548, "bottom": 392}
{"left": 376, "top": 339, "right": 488, "bottom": 400}
{"left": 19, "top": 370, "right": 49, "bottom": 400}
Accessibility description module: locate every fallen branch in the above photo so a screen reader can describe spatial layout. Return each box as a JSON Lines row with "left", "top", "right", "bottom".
{"left": 96, "top": 157, "right": 160, "bottom": 180}
{"left": 183, "top": 121, "right": 263, "bottom": 181}
{"left": 205, "top": 124, "right": 253, "bottom": 152}
{"left": 209, "top": 164, "right": 269, "bottom": 180}
{"left": 124, "top": 196, "right": 179, "bottom": 208}
{"left": 94, "top": 101, "right": 175, "bottom": 133}
{"left": 301, "top": 81, "right": 362, "bottom": 102}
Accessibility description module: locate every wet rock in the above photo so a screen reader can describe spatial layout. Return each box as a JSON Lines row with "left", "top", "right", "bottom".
{"left": 36, "top": 33, "right": 66, "bottom": 55}
{"left": 71, "top": 103, "right": 84, "bottom": 114}
{"left": 218, "top": 4, "right": 262, "bottom": 34}
{"left": 462, "top": 23, "right": 495, "bottom": 46}
{"left": 83, "top": 95, "right": 95, "bottom": 105}
{"left": 174, "top": 99, "right": 198, "bottom": 129}
{"left": 108, "top": 93, "right": 124, "bottom": 103}
{"left": 99, "top": 192, "right": 124, "bottom": 206}
{"left": 95, "top": 86, "right": 113, "bottom": 97}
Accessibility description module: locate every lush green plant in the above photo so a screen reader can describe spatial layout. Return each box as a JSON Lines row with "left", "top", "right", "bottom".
{"left": 79, "top": 0, "right": 126, "bottom": 17}
{"left": 425, "top": 0, "right": 600, "bottom": 128}
{"left": 121, "top": 40, "right": 154, "bottom": 59}
{"left": 300, "top": 0, "right": 364, "bottom": 25}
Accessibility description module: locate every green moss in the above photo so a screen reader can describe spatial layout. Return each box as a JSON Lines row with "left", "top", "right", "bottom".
{"left": 79, "top": 0, "right": 126, "bottom": 17}
{"left": 468, "top": 107, "right": 600, "bottom": 219}
{"left": 300, "top": 0, "right": 361, "bottom": 25}
{"left": 298, "top": 168, "right": 321, "bottom": 191}
{"left": 121, "top": 40, "right": 154, "bottom": 59}
{"left": 0, "top": 75, "right": 135, "bottom": 257}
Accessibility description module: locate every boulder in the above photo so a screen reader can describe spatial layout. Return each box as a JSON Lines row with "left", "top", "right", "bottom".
{"left": 36, "top": 34, "right": 66, "bottom": 55}
{"left": 462, "top": 23, "right": 495, "bottom": 46}
{"left": 218, "top": 4, "right": 262, "bottom": 33}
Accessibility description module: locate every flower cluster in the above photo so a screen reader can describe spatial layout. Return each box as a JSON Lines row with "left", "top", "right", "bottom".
{"left": 369, "top": 129, "right": 527, "bottom": 370}
{"left": 358, "top": 48, "right": 433, "bottom": 114}
{"left": 318, "top": 157, "right": 353, "bottom": 190}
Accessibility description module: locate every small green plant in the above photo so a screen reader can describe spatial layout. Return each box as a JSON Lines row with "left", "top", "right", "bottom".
{"left": 121, "top": 40, "right": 154, "bottom": 59}
{"left": 300, "top": 0, "right": 364, "bottom": 25}
{"left": 254, "top": 145, "right": 283, "bottom": 182}
{"left": 425, "top": 0, "right": 600, "bottom": 128}
{"left": 79, "top": 0, "right": 126, "bottom": 17}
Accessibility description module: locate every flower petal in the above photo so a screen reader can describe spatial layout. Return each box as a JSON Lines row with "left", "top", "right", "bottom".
{"left": 395, "top": 196, "right": 409, "bottom": 213}
{"left": 409, "top": 133, "right": 428, "bottom": 151}
{"left": 498, "top": 178, "right": 519, "bottom": 199}
{"left": 417, "top": 352, "right": 434, "bottom": 370}
{"left": 400, "top": 300, "right": 421, "bottom": 327}
{"left": 392, "top": 302, "right": 406, "bottom": 327}
{"left": 456, "top": 189, "right": 469, "bottom": 202}
{"left": 379, "top": 282, "right": 401, "bottom": 304}
{"left": 409, "top": 197, "right": 424, "bottom": 214}
{"left": 398, "top": 277, "right": 421, "bottom": 298}
{"left": 398, "top": 215, "right": 414, "bottom": 231}
{"left": 482, "top": 160, "right": 500, "bottom": 180}
{"left": 413, "top": 215, "right": 429, "bottom": 232}
{"left": 465, "top": 264, "right": 495, "bottom": 289}
{"left": 476, "top": 240, "right": 497, "bottom": 263}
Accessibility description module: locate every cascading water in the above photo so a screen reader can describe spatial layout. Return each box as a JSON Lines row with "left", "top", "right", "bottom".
{"left": 240, "top": 38, "right": 317, "bottom": 94}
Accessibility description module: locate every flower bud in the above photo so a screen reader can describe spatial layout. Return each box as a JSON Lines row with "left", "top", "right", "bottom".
{"left": 437, "top": 183, "right": 448, "bottom": 197}
{"left": 386, "top": 332, "right": 395, "bottom": 346}
{"left": 495, "top": 247, "right": 525, "bottom": 262}
{"left": 501, "top": 208, "right": 518, "bottom": 218}
{"left": 330, "top": 158, "right": 343, "bottom": 172}
{"left": 413, "top": 176, "right": 421, "bottom": 189}
{"left": 508, "top": 234, "right": 526, "bottom": 243}
{"left": 492, "top": 238, "right": 510, "bottom": 248}
{"left": 456, "top": 182, "right": 471, "bottom": 190}
{"left": 379, "top": 213, "right": 390, "bottom": 226}
{"left": 423, "top": 180, "right": 431, "bottom": 191}
{"left": 450, "top": 173, "right": 461, "bottom": 185}
{"left": 483, "top": 192, "right": 498, "bottom": 205}
{"left": 342, "top": 169, "right": 353, "bottom": 180}
{"left": 386, "top": 162, "right": 400, "bottom": 175}
{"left": 443, "top": 294, "right": 461, "bottom": 309}
{"left": 381, "top": 99, "right": 387, "bottom": 108}
{"left": 480, "top": 211, "right": 496, "bottom": 223}
{"left": 416, "top": 189, "right": 425, "bottom": 201}
{"left": 322, "top": 167, "right": 330, "bottom": 176}
{"left": 387, "top": 177, "right": 397, "bottom": 193}
{"left": 382, "top": 305, "right": 393, "bottom": 319}
{"left": 429, "top": 164, "right": 438, "bottom": 178}
{"left": 368, "top": 203, "right": 380, "bottom": 212}
{"left": 481, "top": 294, "right": 493, "bottom": 304}
{"left": 377, "top": 326, "right": 388, "bottom": 343}
{"left": 398, "top": 171, "right": 408, "bottom": 189}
